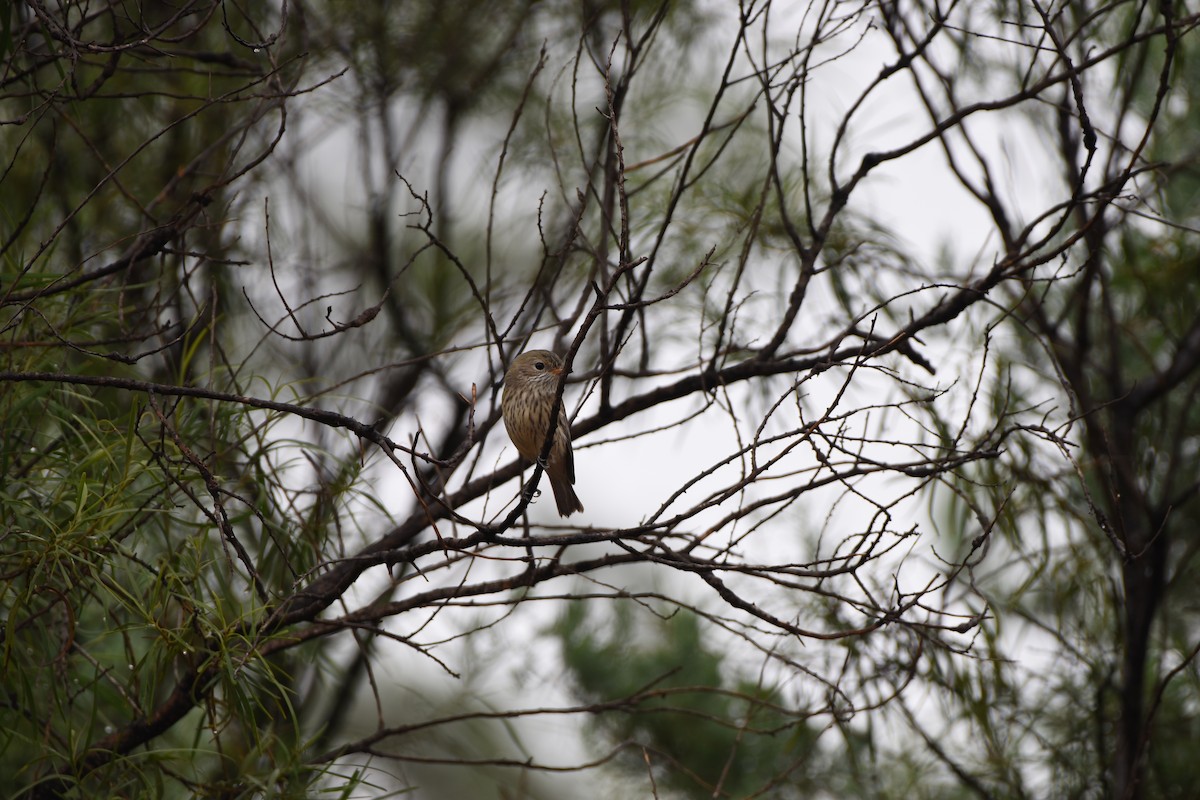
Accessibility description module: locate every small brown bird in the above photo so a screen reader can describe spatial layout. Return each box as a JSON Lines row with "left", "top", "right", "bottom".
{"left": 501, "top": 349, "right": 585, "bottom": 516}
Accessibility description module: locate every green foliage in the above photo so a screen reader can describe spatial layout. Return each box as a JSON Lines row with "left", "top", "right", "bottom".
{"left": 555, "top": 598, "right": 820, "bottom": 798}
{"left": 0, "top": 352, "right": 342, "bottom": 795}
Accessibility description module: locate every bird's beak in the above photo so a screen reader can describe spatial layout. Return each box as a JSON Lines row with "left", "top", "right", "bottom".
{"left": 550, "top": 366, "right": 564, "bottom": 376}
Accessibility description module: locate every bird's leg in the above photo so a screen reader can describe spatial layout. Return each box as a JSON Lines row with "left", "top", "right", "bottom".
{"left": 521, "top": 475, "right": 542, "bottom": 504}
{"left": 519, "top": 456, "right": 549, "bottom": 505}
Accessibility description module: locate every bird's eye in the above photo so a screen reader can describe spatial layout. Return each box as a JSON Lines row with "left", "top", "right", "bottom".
{"left": 534, "top": 361, "right": 545, "bottom": 370}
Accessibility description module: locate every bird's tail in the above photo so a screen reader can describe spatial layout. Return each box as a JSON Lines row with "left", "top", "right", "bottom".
{"left": 550, "top": 474, "right": 585, "bottom": 517}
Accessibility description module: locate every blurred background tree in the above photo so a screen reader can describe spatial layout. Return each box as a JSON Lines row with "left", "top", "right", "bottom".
{"left": 918, "top": 3, "right": 1200, "bottom": 798}
{"left": 2, "top": 1, "right": 1199, "bottom": 798}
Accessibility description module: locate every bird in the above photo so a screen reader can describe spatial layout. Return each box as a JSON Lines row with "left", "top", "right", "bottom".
{"left": 501, "top": 349, "right": 585, "bottom": 517}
